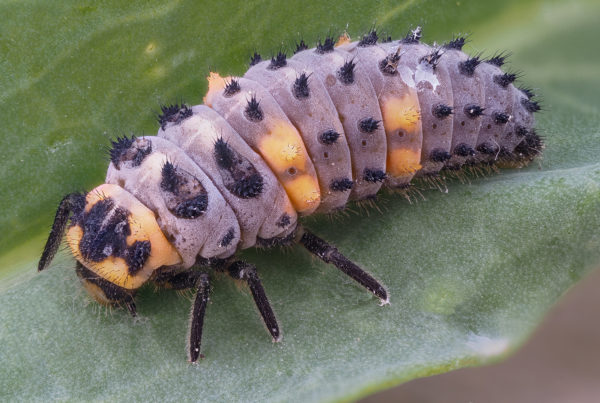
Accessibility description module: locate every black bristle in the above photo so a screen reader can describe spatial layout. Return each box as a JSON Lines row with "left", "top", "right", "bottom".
{"left": 458, "top": 56, "right": 480, "bottom": 76}
{"left": 422, "top": 48, "right": 443, "bottom": 70}
{"left": 379, "top": 51, "right": 401, "bottom": 75}
{"left": 293, "top": 73, "right": 310, "bottom": 99}
{"left": 430, "top": 149, "right": 451, "bottom": 162}
{"left": 110, "top": 136, "right": 134, "bottom": 166}
{"left": 444, "top": 36, "right": 466, "bottom": 50}
{"left": 316, "top": 37, "right": 335, "bottom": 54}
{"left": 224, "top": 79, "right": 241, "bottom": 97}
{"left": 157, "top": 103, "right": 193, "bottom": 129}
{"left": 487, "top": 51, "right": 510, "bottom": 67}
{"left": 516, "top": 125, "right": 529, "bottom": 137}
{"left": 358, "top": 29, "right": 378, "bottom": 47}
{"left": 476, "top": 142, "right": 499, "bottom": 155}
{"left": 402, "top": 26, "right": 422, "bottom": 44}
{"left": 515, "top": 130, "right": 543, "bottom": 158}
{"left": 295, "top": 40, "right": 308, "bottom": 54}
{"left": 330, "top": 178, "right": 354, "bottom": 192}
{"left": 249, "top": 52, "right": 262, "bottom": 66}
{"left": 214, "top": 138, "right": 235, "bottom": 169}
{"left": 433, "top": 104, "right": 453, "bottom": 119}
{"left": 244, "top": 95, "right": 263, "bottom": 122}
{"left": 363, "top": 169, "right": 387, "bottom": 183}
{"left": 493, "top": 111, "right": 511, "bottom": 124}
{"left": 268, "top": 51, "right": 287, "bottom": 70}
{"left": 359, "top": 117, "right": 380, "bottom": 133}
{"left": 126, "top": 241, "right": 151, "bottom": 275}
{"left": 521, "top": 98, "right": 541, "bottom": 113}
{"left": 231, "top": 173, "right": 263, "bottom": 199}
{"left": 494, "top": 73, "right": 517, "bottom": 88}
{"left": 464, "top": 104, "right": 485, "bottom": 118}
{"left": 220, "top": 228, "right": 235, "bottom": 247}
{"left": 337, "top": 59, "right": 356, "bottom": 84}
{"left": 519, "top": 86, "right": 536, "bottom": 99}
{"left": 320, "top": 129, "right": 340, "bottom": 145}
{"left": 160, "top": 161, "right": 180, "bottom": 194}
{"left": 454, "top": 143, "right": 476, "bottom": 157}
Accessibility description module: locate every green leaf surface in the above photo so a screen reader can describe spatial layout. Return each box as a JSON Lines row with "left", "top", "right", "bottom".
{"left": 1, "top": 0, "right": 599, "bottom": 401}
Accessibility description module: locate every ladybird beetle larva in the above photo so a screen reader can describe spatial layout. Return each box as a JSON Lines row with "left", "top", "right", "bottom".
{"left": 38, "top": 27, "right": 542, "bottom": 363}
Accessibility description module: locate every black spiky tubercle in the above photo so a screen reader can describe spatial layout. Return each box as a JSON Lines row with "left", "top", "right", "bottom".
{"left": 249, "top": 52, "right": 262, "bottom": 66}
{"left": 293, "top": 73, "right": 310, "bottom": 99}
{"left": 224, "top": 79, "right": 241, "bottom": 97}
{"left": 316, "top": 37, "right": 335, "bottom": 54}
{"left": 358, "top": 30, "right": 378, "bottom": 47}
{"left": 268, "top": 52, "right": 287, "bottom": 70}
{"left": 337, "top": 60, "right": 356, "bottom": 84}
{"left": 433, "top": 104, "right": 453, "bottom": 119}
{"left": 295, "top": 40, "right": 308, "bottom": 54}
{"left": 244, "top": 95, "right": 264, "bottom": 122}
{"left": 359, "top": 118, "right": 380, "bottom": 133}
{"left": 110, "top": 136, "right": 135, "bottom": 166}
{"left": 158, "top": 104, "right": 193, "bottom": 129}
{"left": 494, "top": 72, "right": 517, "bottom": 88}
{"left": 459, "top": 57, "right": 480, "bottom": 76}
{"left": 444, "top": 36, "right": 466, "bottom": 50}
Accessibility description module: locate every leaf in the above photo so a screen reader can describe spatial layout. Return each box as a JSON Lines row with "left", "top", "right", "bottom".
{"left": 1, "top": 0, "right": 600, "bottom": 401}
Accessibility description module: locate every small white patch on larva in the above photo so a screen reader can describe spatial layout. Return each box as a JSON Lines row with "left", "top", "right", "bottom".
{"left": 415, "top": 60, "right": 440, "bottom": 90}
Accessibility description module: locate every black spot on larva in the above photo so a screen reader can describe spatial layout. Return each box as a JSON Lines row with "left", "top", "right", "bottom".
{"left": 161, "top": 162, "right": 208, "bottom": 219}
{"left": 330, "top": 178, "right": 354, "bottom": 192}
{"left": 75, "top": 264, "right": 136, "bottom": 315}
{"left": 293, "top": 73, "right": 310, "bottom": 99}
{"left": 379, "top": 51, "right": 400, "bottom": 75}
{"left": 276, "top": 213, "right": 291, "bottom": 228}
{"left": 126, "top": 240, "right": 151, "bottom": 275}
{"left": 214, "top": 138, "right": 263, "bottom": 199}
{"left": 515, "top": 130, "right": 543, "bottom": 158}
{"left": 337, "top": 60, "right": 356, "bottom": 84}
{"left": 444, "top": 36, "right": 466, "bottom": 50}
{"left": 316, "top": 37, "right": 335, "bottom": 54}
{"left": 78, "top": 198, "right": 131, "bottom": 263}
{"left": 295, "top": 40, "right": 308, "bottom": 54}
{"left": 220, "top": 228, "right": 235, "bottom": 247}
{"left": 493, "top": 111, "right": 511, "bottom": 124}
{"left": 320, "top": 129, "right": 340, "bottom": 145}
{"left": 433, "top": 104, "right": 453, "bottom": 119}
{"left": 158, "top": 104, "right": 193, "bottom": 130}
{"left": 359, "top": 117, "right": 380, "bottom": 133}
{"left": 464, "top": 104, "right": 485, "bottom": 118}
{"left": 487, "top": 52, "right": 509, "bottom": 67}
{"left": 244, "top": 95, "right": 263, "bottom": 122}
{"left": 454, "top": 143, "right": 476, "bottom": 157}
{"left": 458, "top": 56, "right": 480, "bottom": 76}
{"left": 268, "top": 52, "right": 287, "bottom": 70}
{"left": 516, "top": 125, "right": 529, "bottom": 137}
{"left": 109, "top": 136, "right": 152, "bottom": 169}
{"left": 358, "top": 29, "right": 378, "bottom": 46}
{"left": 476, "top": 142, "right": 500, "bottom": 155}
{"left": 363, "top": 169, "right": 386, "bottom": 183}
{"left": 402, "top": 26, "right": 422, "bottom": 44}
{"left": 519, "top": 86, "right": 536, "bottom": 99}
{"left": 521, "top": 98, "right": 541, "bottom": 113}
{"left": 256, "top": 230, "right": 296, "bottom": 248}
{"left": 422, "top": 48, "right": 443, "bottom": 70}
{"left": 494, "top": 73, "right": 517, "bottom": 88}
{"left": 224, "top": 79, "right": 241, "bottom": 97}
{"left": 249, "top": 52, "right": 262, "bottom": 66}
{"left": 430, "top": 149, "right": 452, "bottom": 162}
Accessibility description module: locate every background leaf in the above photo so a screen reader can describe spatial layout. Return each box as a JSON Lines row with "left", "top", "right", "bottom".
{"left": 1, "top": 0, "right": 599, "bottom": 401}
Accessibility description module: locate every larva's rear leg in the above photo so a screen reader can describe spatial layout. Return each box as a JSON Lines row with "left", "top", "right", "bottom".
{"left": 298, "top": 228, "right": 389, "bottom": 305}
{"left": 224, "top": 260, "right": 281, "bottom": 343}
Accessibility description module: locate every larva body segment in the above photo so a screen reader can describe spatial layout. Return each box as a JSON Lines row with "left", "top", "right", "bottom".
{"left": 158, "top": 105, "right": 297, "bottom": 249}
{"left": 40, "top": 27, "right": 542, "bottom": 363}
{"left": 244, "top": 58, "right": 354, "bottom": 212}
{"left": 337, "top": 40, "right": 423, "bottom": 187}
{"left": 292, "top": 47, "right": 388, "bottom": 200}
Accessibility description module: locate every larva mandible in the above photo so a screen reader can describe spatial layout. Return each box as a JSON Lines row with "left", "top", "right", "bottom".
{"left": 38, "top": 27, "right": 542, "bottom": 363}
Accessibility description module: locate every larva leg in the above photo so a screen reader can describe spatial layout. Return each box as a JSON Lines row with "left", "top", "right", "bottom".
{"left": 298, "top": 228, "right": 389, "bottom": 305}
{"left": 224, "top": 260, "right": 281, "bottom": 343}
{"left": 38, "top": 192, "right": 86, "bottom": 272}
{"left": 75, "top": 262, "right": 137, "bottom": 317}
{"left": 189, "top": 273, "right": 211, "bottom": 363}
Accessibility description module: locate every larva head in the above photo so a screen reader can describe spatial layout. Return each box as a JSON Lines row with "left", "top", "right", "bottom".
{"left": 66, "top": 184, "right": 181, "bottom": 290}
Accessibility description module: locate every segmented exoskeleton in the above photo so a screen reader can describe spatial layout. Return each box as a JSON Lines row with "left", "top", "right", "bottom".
{"left": 38, "top": 27, "right": 542, "bottom": 362}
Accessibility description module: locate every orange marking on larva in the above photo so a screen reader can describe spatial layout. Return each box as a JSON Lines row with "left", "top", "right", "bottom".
{"left": 336, "top": 32, "right": 351, "bottom": 47}
{"left": 381, "top": 95, "right": 421, "bottom": 133}
{"left": 387, "top": 148, "right": 422, "bottom": 177}
{"left": 285, "top": 174, "right": 321, "bottom": 213}
{"left": 204, "top": 72, "right": 230, "bottom": 106}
